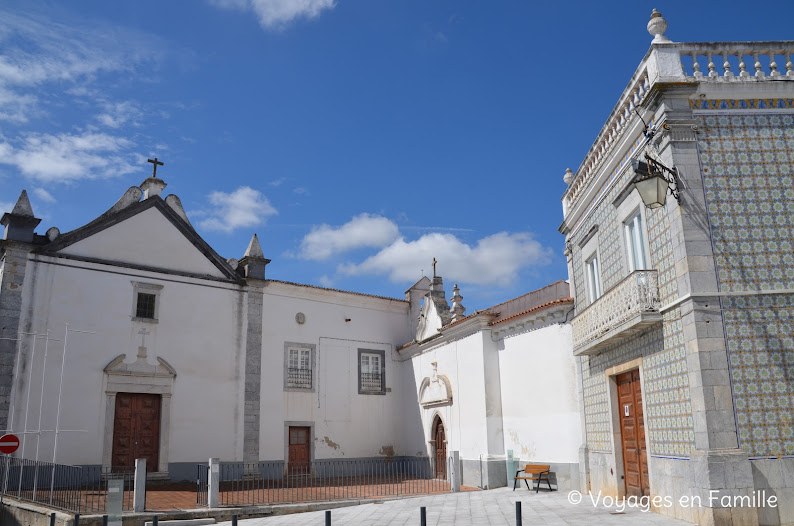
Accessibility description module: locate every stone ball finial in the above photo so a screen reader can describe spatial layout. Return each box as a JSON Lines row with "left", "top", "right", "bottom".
{"left": 563, "top": 168, "right": 575, "bottom": 185}
{"left": 647, "top": 9, "right": 671, "bottom": 43}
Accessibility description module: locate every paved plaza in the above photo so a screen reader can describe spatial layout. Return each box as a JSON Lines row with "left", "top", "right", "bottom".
{"left": 216, "top": 488, "right": 691, "bottom": 526}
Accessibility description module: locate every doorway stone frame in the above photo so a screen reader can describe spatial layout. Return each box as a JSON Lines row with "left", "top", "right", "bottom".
{"left": 102, "top": 354, "right": 176, "bottom": 476}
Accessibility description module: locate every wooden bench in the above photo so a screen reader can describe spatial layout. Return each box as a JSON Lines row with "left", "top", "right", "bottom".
{"left": 513, "top": 464, "right": 554, "bottom": 492}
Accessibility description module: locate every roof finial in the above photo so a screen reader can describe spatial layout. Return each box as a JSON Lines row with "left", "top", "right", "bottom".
{"left": 147, "top": 157, "right": 164, "bottom": 178}
{"left": 244, "top": 233, "right": 265, "bottom": 259}
{"left": 563, "top": 168, "right": 575, "bottom": 185}
{"left": 647, "top": 9, "right": 671, "bottom": 44}
{"left": 450, "top": 284, "right": 466, "bottom": 322}
{"left": 11, "top": 190, "right": 34, "bottom": 217}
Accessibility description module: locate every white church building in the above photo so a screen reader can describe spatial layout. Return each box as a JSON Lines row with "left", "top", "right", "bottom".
{"left": 0, "top": 172, "right": 580, "bottom": 490}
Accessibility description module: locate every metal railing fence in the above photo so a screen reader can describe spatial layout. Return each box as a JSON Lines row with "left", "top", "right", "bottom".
{"left": 0, "top": 457, "right": 135, "bottom": 513}
{"left": 197, "top": 463, "right": 209, "bottom": 506}
{"left": 203, "top": 457, "right": 451, "bottom": 507}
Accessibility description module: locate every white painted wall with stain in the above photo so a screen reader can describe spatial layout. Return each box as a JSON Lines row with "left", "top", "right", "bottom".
{"left": 498, "top": 323, "right": 580, "bottom": 463}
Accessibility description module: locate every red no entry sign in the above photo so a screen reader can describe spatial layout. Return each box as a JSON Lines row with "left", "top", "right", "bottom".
{"left": 0, "top": 434, "right": 20, "bottom": 454}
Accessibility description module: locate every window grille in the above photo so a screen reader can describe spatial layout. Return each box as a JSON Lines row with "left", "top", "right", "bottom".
{"left": 136, "top": 293, "right": 156, "bottom": 319}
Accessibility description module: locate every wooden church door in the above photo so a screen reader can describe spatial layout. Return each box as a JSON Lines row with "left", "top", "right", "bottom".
{"left": 433, "top": 417, "right": 446, "bottom": 479}
{"left": 112, "top": 393, "right": 161, "bottom": 472}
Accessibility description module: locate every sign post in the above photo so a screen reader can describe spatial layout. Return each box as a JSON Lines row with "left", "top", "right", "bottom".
{"left": 0, "top": 434, "right": 21, "bottom": 512}
{"left": 0, "top": 434, "right": 19, "bottom": 455}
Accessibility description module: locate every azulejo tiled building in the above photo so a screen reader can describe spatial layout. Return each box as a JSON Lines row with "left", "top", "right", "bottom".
{"left": 559, "top": 10, "right": 794, "bottom": 526}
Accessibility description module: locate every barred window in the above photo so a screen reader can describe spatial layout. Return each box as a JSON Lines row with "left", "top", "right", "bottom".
{"left": 358, "top": 349, "right": 385, "bottom": 394}
{"left": 136, "top": 293, "right": 157, "bottom": 319}
{"left": 287, "top": 348, "right": 312, "bottom": 389}
{"left": 131, "top": 282, "right": 163, "bottom": 323}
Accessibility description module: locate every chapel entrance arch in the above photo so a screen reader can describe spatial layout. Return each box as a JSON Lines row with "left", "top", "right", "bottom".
{"left": 432, "top": 415, "right": 447, "bottom": 479}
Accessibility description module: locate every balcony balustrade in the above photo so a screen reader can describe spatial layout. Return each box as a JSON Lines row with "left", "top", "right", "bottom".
{"left": 572, "top": 270, "right": 661, "bottom": 356}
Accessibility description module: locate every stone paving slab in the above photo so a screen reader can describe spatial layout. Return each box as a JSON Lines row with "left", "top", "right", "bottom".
{"left": 216, "top": 488, "right": 692, "bottom": 526}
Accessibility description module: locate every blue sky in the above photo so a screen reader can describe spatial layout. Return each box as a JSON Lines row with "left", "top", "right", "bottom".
{"left": 1, "top": 1, "right": 792, "bottom": 309}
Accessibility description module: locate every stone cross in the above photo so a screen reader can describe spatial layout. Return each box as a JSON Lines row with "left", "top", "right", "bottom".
{"left": 147, "top": 157, "right": 164, "bottom": 178}
{"left": 137, "top": 328, "right": 150, "bottom": 358}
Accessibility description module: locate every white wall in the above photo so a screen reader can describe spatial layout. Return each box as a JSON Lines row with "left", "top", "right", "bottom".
{"left": 403, "top": 321, "right": 581, "bottom": 466}
{"left": 406, "top": 332, "right": 492, "bottom": 460}
{"left": 11, "top": 255, "right": 245, "bottom": 466}
{"left": 259, "top": 282, "right": 415, "bottom": 461}
{"left": 498, "top": 323, "right": 580, "bottom": 463}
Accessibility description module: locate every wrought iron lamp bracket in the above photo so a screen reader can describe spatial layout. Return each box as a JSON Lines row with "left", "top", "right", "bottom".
{"left": 643, "top": 153, "right": 681, "bottom": 205}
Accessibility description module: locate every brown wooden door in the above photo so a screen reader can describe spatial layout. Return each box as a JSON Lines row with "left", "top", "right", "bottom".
{"left": 433, "top": 418, "right": 446, "bottom": 479}
{"left": 288, "top": 426, "right": 310, "bottom": 475}
{"left": 112, "top": 393, "right": 161, "bottom": 472}
{"left": 618, "top": 370, "right": 649, "bottom": 497}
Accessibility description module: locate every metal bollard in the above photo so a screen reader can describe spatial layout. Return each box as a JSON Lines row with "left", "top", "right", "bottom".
{"left": 74, "top": 513, "right": 80, "bottom": 526}
{"left": 102, "top": 515, "right": 108, "bottom": 526}
{"left": 49, "top": 512, "right": 56, "bottom": 526}
{"left": 420, "top": 506, "right": 427, "bottom": 526}
{"left": 153, "top": 516, "right": 158, "bottom": 526}
{"left": 325, "top": 509, "right": 331, "bottom": 526}
{"left": 515, "top": 501, "right": 522, "bottom": 526}
{"left": 232, "top": 514, "right": 238, "bottom": 526}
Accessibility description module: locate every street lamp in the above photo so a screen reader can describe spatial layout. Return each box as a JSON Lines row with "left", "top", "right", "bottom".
{"left": 630, "top": 154, "right": 681, "bottom": 209}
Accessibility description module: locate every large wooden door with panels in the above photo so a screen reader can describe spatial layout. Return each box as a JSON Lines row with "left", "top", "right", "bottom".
{"left": 112, "top": 393, "right": 160, "bottom": 472}
{"left": 617, "top": 369, "right": 649, "bottom": 497}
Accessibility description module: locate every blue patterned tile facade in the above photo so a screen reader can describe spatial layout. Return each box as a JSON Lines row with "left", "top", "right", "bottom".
{"left": 581, "top": 309, "right": 694, "bottom": 457}
{"left": 572, "top": 137, "right": 694, "bottom": 457}
{"left": 723, "top": 294, "right": 794, "bottom": 457}
{"left": 696, "top": 108, "right": 794, "bottom": 457}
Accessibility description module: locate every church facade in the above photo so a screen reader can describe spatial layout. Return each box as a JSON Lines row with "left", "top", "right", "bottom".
{"left": 0, "top": 172, "right": 579, "bottom": 489}
{"left": 560, "top": 11, "right": 794, "bottom": 526}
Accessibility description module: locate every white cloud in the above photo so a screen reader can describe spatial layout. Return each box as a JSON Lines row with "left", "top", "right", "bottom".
{"left": 299, "top": 214, "right": 400, "bottom": 260}
{"left": 210, "top": 0, "right": 335, "bottom": 29}
{"left": 340, "top": 232, "right": 552, "bottom": 287}
{"left": 96, "top": 101, "right": 143, "bottom": 128}
{"left": 199, "top": 186, "right": 277, "bottom": 233}
{"left": 0, "top": 9, "right": 162, "bottom": 122}
{"left": 32, "top": 188, "right": 56, "bottom": 203}
{"left": 0, "top": 131, "right": 137, "bottom": 183}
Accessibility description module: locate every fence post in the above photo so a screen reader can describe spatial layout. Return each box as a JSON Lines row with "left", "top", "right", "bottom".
{"left": 133, "top": 458, "right": 147, "bottom": 512}
{"left": 208, "top": 458, "right": 220, "bottom": 508}
{"left": 450, "top": 451, "right": 460, "bottom": 493}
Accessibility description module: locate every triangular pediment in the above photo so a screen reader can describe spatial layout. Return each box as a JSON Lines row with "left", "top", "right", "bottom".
{"left": 41, "top": 197, "right": 240, "bottom": 281}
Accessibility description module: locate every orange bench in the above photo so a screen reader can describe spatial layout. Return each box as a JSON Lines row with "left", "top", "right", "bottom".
{"left": 513, "top": 464, "right": 554, "bottom": 492}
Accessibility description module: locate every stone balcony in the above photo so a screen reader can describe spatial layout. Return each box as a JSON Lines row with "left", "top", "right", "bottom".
{"left": 572, "top": 270, "right": 662, "bottom": 356}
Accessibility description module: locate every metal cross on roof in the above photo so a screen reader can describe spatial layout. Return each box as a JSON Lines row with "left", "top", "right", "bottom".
{"left": 432, "top": 258, "right": 437, "bottom": 277}
{"left": 147, "top": 157, "right": 164, "bottom": 178}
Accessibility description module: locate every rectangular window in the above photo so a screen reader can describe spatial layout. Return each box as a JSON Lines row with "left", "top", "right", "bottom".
{"left": 358, "top": 349, "right": 385, "bottom": 394}
{"left": 624, "top": 212, "right": 647, "bottom": 272}
{"left": 136, "top": 293, "right": 157, "bottom": 319}
{"left": 585, "top": 254, "right": 602, "bottom": 303}
{"left": 131, "top": 281, "right": 163, "bottom": 323}
{"left": 287, "top": 348, "right": 312, "bottom": 389}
